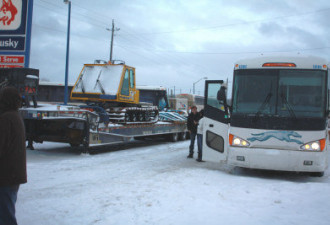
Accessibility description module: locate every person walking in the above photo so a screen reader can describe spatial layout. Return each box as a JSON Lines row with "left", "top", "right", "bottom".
{"left": 0, "top": 86, "right": 27, "bottom": 225}
{"left": 196, "top": 110, "right": 204, "bottom": 162}
{"left": 187, "top": 106, "right": 200, "bottom": 158}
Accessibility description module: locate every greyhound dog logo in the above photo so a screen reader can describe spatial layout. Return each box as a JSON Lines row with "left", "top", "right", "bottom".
{"left": 247, "top": 131, "right": 303, "bottom": 144}
{"left": 0, "top": 0, "right": 17, "bottom": 26}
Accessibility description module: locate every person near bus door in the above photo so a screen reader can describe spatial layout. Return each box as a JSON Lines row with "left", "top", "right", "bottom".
{"left": 187, "top": 106, "right": 200, "bottom": 158}
{"left": 196, "top": 110, "right": 204, "bottom": 162}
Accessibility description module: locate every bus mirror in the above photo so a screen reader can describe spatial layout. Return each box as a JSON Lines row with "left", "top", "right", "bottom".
{"left": 217, "top": 86, "right": 227, "bottom": 102}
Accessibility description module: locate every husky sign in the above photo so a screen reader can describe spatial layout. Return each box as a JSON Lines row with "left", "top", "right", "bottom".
{"left": 0, "top": 0, "right": 33, "bottom": 68}
{"left": 0, "top": 0, "right": 20, "bottom": 28}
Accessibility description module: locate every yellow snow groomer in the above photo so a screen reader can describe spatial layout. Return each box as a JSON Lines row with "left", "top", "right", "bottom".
{"left": 70, "top": 61, "right": 158, "bottom": 123}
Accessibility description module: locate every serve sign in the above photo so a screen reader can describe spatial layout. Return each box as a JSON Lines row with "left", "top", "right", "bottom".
{"left": 0, "top": 55, "right": 24, "bottom": 63}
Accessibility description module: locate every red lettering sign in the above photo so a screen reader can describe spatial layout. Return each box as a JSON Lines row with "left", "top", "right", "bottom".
{"left": 0, "top": 55, "right": 24, "bottom": 64}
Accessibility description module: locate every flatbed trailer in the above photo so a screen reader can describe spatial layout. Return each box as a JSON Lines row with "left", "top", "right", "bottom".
{"left": 21, "top": 105, "right": 188, "bottom": 152}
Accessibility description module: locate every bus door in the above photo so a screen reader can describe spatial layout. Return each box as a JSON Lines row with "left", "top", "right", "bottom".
{"left": 203, "top": 80, "right": 229, "bottom": 162}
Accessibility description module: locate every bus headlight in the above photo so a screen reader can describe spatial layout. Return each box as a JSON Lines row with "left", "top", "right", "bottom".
{"left": 300, "top": 139, "right": 326, "bottom": 151}
{"left": 229, "top": 134, "right": 250, "bottom": 147}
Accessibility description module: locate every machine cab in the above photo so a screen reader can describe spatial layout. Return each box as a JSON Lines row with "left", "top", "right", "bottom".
{"left": 118, "top": 65, "right": 138, "bottom": 103}
{"left": 71, "top": 62, "right": 139, "bottom": 105}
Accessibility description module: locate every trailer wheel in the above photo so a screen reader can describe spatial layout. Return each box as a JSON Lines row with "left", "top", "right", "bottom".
{"left": 81, "top": 147, "right": 90, "bottom": 154}
{"left": 169, "top": 133, "right": 178, "bottom": 142}
{"left": 70, "top": 143, "right": 80, "bottom": 147}
{"left": 179, "top": 132, "right": 187, "bottom": 141}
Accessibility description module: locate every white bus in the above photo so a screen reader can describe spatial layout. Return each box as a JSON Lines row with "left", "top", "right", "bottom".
{"left": 203, "top": 56, "right": 328, "bottom": 176}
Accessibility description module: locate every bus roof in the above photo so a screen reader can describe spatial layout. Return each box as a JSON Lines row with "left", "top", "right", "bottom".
{"left": 234, "top": 56, "right": 328, "bottom": 70}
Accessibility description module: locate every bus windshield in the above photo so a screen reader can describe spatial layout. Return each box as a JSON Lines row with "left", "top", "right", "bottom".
{"left": 232, "top": 69, "right": 327, "bottom": 118}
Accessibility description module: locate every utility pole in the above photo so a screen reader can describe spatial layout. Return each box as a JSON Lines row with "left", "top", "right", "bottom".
{"left": 107, "top": 19, "right": 120, "bottom": 63}
{"left": 63, "top": 0, "right": 71, "bottom": 105}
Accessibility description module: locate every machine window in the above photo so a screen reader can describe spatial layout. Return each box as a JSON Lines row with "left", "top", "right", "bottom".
{"left": 130, "top": 69, "right": 134, "bottom": 89}
{"left": 121, "top": 69, "right": 129, "bottom": 96}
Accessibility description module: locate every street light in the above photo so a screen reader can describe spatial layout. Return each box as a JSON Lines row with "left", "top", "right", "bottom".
{"left": 63, "top": 0, "right": 71, "bottom": 105}
{"left": 193, "top": 76, "right": 207, "bottom": 94}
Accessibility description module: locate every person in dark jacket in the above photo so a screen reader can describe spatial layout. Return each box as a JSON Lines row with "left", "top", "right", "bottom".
{"left": 187, "top": 106, "right": 200, "bottom": 158}
{"left": 0, "top": 86, "right": 27, "bottom": 225}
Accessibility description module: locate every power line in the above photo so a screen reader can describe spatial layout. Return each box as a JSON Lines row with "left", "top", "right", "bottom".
{"left": 115, "top": 22, "right": 221, "bottom": 76}
{"left": 37, "top": 0, "right": 330, "bottom": 38}
{"left": 33, "top": 2, "right": 330, "bottom": 58}
{"left": 155, "top": 47, "right": 330, "bottom": 55}
{"left": 124, "top": 7, "right": 330, "bottom": 35}
{"left": 33, "top": 23, "right": 108, "bottom": 42}
{"left": 34, "top": 1, "right": 109, "bottom": 30}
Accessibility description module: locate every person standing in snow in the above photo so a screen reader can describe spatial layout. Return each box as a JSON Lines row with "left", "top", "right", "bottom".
{"left": 0, "top": 86, "right": 27, "bottom": 225}
{"left": 187, "top": 106, "right": 200, "bottom": 158}
{"left": 196, "top": 110, "right": 204, "bottom": 162}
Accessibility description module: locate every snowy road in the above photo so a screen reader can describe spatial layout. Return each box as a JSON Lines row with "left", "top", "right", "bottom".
{"left": 17, "top": 140, "right": 330, "bottom": 225}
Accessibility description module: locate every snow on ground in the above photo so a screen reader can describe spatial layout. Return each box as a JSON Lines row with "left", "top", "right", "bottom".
{"left": 17, "top": 140, "right": 330, "bottom": 225}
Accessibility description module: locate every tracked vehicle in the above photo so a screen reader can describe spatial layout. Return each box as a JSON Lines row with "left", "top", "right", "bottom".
{"left": 70, "top": 62, "right": 158, "bottom": 124}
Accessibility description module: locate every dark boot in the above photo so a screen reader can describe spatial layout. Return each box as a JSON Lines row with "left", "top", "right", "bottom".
{"left": 187, "top": 153, "right": 193, "bottom": 158}
{"left": 196, "top": 158, "right": 205, "bottom": 162}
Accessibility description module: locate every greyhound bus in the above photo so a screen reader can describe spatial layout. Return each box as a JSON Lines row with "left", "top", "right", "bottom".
{"left": 203, "top": 56, "right": 328, "bottom": 176}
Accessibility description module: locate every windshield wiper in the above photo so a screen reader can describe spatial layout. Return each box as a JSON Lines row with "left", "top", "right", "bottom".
{"left": 254, "top": 92, "right": 272, "bottom": 121}
{"left": 76, "top": 75, "right": 85, "bottom": 93}
{"left": 94, "top": 70, "right": 105, "bottom": 94}
{"left": 280, "top": 93, "right": 296, "bottom": 119}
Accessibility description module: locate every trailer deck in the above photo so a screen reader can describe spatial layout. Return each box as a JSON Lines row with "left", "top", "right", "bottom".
{"left": 21, "top": 104, "right": 188, "bottom": 151}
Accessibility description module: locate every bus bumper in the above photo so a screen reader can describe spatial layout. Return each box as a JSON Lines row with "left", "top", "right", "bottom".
{"left": 228, "top": 147, "right": 328, "bottom": 172}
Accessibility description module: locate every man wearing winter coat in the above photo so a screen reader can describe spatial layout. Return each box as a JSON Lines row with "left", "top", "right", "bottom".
{"left": 187, "top": 106, "right": 200, "bottom": 158}
{"left": 0, "top": 86, "right": 27, "bottom": 225}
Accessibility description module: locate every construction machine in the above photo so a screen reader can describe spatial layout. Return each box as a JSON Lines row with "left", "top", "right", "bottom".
{"left": 70, "top": 61, "right": 158, "bottom": 124}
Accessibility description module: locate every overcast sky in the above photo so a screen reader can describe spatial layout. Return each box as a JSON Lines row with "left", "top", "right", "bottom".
{"left": 30, "top": 0, "right": 330, "bottom": 95}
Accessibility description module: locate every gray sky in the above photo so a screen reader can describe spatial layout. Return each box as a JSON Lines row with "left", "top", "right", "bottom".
{"left": 31, "top": 0, "right": 330, "bottom": 95}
